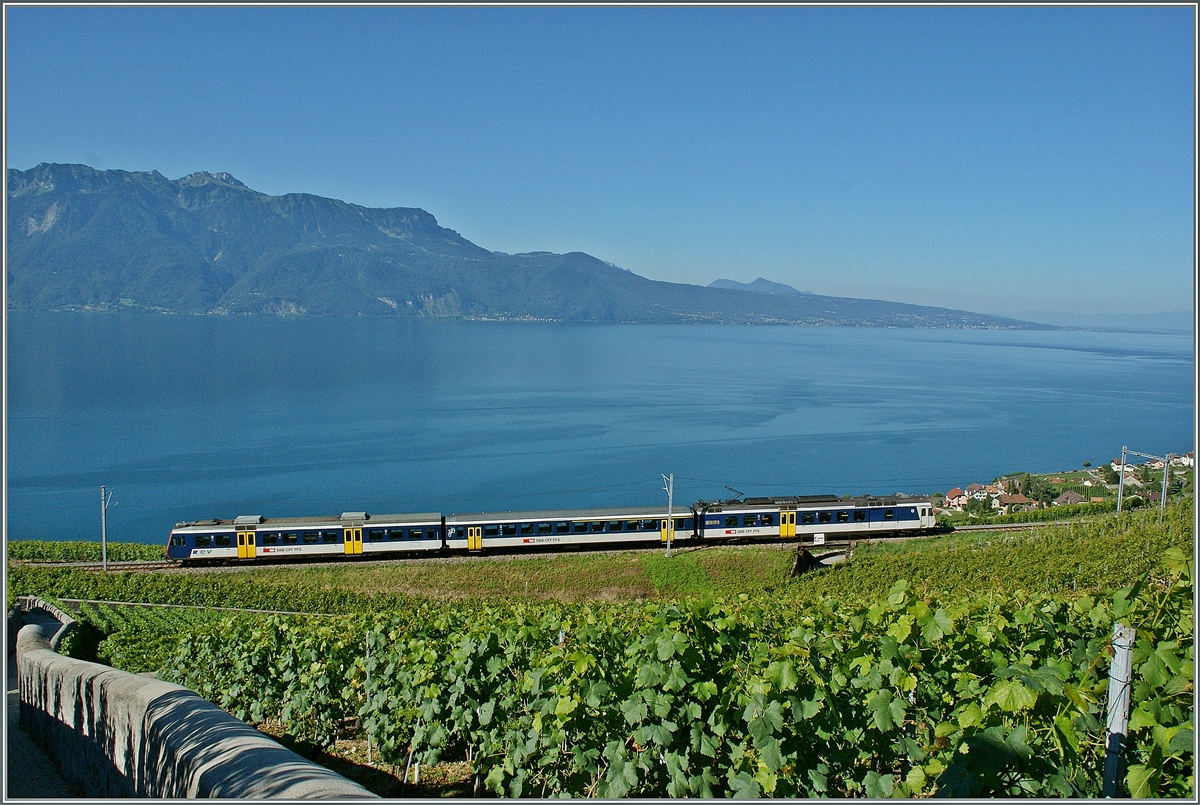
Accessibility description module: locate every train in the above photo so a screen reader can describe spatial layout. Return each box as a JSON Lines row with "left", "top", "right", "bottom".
{"left": 166, "top": 493, "right": 938, "bottom": 562}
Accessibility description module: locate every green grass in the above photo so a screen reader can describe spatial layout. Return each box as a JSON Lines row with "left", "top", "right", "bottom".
{"left": 247, "top": 551, "right": 660, "bottom": 601}
{"left": 189, "top": 544, "right": 797, "bottom": 601}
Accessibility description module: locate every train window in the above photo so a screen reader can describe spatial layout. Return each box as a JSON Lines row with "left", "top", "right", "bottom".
{"left": 195, "top": 535, "right": 211, "bottom": 547}
{"left": 801, "top": 513, "right": 815, "bottom": 524}
{"left": 679, "top": 518, "right": 693, "bottom": 529}
{"left": 574, "top": 522, "right": 589, "bottom": 533}
{"left": 743, "top": 515, "right": 758, "bottom": 527}
{"left": 761, "top": 514, "right": 774, "bottom": 526}
{"left": 261, "top": 533, "right": 278, "bottom": 545}
{"left": 386, "top": 528, "right": 405, "bottom": 540}
{"left": 819, "top": 512, "right": 832, "bottom": 524}
{"left": 725, "top": 516, "right": 738, "bottom": 528}
{"left": 642, "top": 520, "right": 657, "bottom": 531}
{"left": 607, "top": 521, "right": 622, "bottom": 532}
{"left": 836, "top": 512, "right": 849, "bottom": 523}
{"left": 484, "top": 525, "right": 499, "bottom": 537}
{"left": 623, "top": 521, "right": 637, "bottom": 531}
{"left": 519, "top": 524, "right": 534, "bottom": 535}
{"left": 556, "top": 522, "right": 571, "bottom": 534}
{"left": 283, "top": 532, "right": 298, "bottom": 544}
{"left": 216, "top": 534, "right": 231, "bottom": 547}
{"left": 503, "top": 524, "right": 517, "bottom": 536}
{"left": 171, "top": 535, "right": 185, "bottom": 546}
{"left": 538, "top": 523, "right": 552, "bottom": 535}
{"left": 412, "top": 529, "right": 426, "bottom": 540}
{"left": 854, "top": 511, "right": 866, "bottom": 522}
{"left": 368, "top": 529, "right": 385, "bottom": 541}
{"left": 884, "top": 510, "right": 895, "bottom": 520}
{"left": 302, "top": 531, "right": 318, "bottom": 544}
{"left": 323, "top": 530, "right": 342, "bottom": 543}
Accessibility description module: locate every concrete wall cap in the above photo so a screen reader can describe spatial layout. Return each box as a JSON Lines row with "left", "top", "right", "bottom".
{"left": 17, "top": 624, "right": 377, "bottom": 799}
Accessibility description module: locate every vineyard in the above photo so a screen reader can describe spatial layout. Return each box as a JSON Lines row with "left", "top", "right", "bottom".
{"left": 8, "top": 539, "right": 165, "bottom": 563}
{"left": 57, "top": 601, "right": 228, "bottom": 673}
{"left": 10, "top": 500, "right": 1195, "bottom": 797}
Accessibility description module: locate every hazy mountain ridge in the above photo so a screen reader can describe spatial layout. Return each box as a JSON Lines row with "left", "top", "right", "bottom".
{"left": 709, "top": 277, "right": 810, "bottom": 295}
{"left": 7, "top": 163, "right": 1045, "bottom": 328}
{"left": 1008, "top": 309, "right": 1193, "bottom": 334}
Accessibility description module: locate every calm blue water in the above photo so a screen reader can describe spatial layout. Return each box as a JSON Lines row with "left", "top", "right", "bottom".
{"left": 6, "top": 312, "right": 1194, "bottom": 544}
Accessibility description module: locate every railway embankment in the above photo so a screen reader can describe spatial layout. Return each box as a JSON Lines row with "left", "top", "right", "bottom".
{"left": 10, "top": 596, "right": 376, "bottom": 799}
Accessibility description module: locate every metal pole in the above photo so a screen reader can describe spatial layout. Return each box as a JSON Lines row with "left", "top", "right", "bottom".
{"left": 365, "top": 632, "right": 372, "bottom": 765}
{"left": 1103, "top": 623, "right": 1136, "bottom": 797}
{"left": 100, "top": 486, "right": 109, "bottom": 572}
{"left": 1159, "top": 455, "right": 1170, "bottom": 523}
{"left": 1115, "top": 447, "right": 1126, "bottom": 513}
{"left": 662, "top": 473, "right": 673, "bottom": 558}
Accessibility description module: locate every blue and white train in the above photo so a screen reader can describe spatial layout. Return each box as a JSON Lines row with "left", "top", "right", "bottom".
{"left": 166, "top": 494, "right": 937, "bottom": 562}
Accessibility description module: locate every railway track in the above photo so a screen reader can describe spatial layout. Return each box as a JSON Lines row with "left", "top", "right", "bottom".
{"left": 948, "top": 520, "right": 1072, "bottom": 533}
{"left": 9, "top": 559, "right": 180, "bottom": 572}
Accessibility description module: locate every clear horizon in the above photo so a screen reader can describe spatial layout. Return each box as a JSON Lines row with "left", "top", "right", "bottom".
{"left": 5, "top": 6, "right": 1196, "bottom": 318}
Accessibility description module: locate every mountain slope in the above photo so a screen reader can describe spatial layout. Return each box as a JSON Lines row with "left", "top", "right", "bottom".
{"left": 7, "top": 163, "right": 1043, "bottom": 328}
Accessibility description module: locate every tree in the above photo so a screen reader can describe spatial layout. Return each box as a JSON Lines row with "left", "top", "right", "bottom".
{"left": 1082, "top": 460, "right": 1091, "bottom": 468}
{"left": 964, "top": 496, "right": 992, "bottom": 517}
{"left": 1027, "top": 477, "right": 1055, "bottom": 505}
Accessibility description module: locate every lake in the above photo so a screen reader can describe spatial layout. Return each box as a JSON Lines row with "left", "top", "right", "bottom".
{"left": 5, "top": 312, "right": 1194, "bottom": 544}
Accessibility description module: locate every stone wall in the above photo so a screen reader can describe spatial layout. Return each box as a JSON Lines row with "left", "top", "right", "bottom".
{"left": 15, "top": 605, "right": 375, "bottom": 799}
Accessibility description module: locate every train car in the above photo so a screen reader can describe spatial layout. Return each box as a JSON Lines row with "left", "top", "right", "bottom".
{"left": 444, "top": 506, "right": 696, "bottom": 552}
{"left": 695, "top": 495, "right": 937, "bottom": 542}
{"left": 167, "top": 511, "right": 443, "bottom": 562}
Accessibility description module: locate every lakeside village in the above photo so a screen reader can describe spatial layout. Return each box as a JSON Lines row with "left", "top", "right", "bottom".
{"left": 932, "top": 451, "right": 1194, "bottom": 523}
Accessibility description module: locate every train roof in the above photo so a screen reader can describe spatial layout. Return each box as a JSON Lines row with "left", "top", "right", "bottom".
{"left": 444, "top": 505, "right": 671, "bottom": 523}
{"left": 707, "top": 494, "right": 931, "bottom": 510}
{"left": 173, "top": 512, "right": 442, "bottom": 530}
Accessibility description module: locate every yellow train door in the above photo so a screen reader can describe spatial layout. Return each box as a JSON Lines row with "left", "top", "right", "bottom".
{"left": 781, "top": 511, "right": 796, "bottom": 539}
{"left": 343, "top": 528, "right": 362, "bottom": 555}
{"left": 467, "top": 526, "right": 482, "bottom": 551}
{"left": 236, "top": 530, "right": 257, "bottom": 559}
{"left": 660, "top": 518, "right": 674, "bottom": 543}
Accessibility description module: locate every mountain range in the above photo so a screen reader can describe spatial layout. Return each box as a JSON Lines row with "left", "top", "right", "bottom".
{"left": 7, "top": 163, "right": 1043, "bottom": 328}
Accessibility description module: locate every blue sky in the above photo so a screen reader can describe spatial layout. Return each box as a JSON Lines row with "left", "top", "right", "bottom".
{"left": 5, "top": 5, "right": 1195, "bottom": 316}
